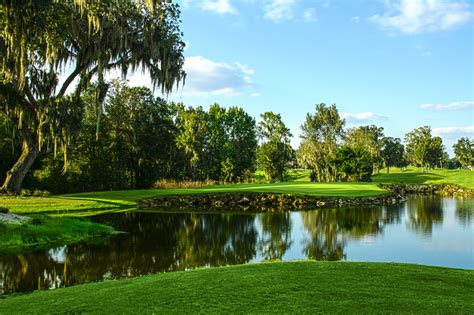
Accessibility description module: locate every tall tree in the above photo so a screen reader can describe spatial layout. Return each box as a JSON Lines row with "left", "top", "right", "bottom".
{"left": 380, "top": 137, "right": 405, "bottom": 173}
{"left": 404, "top": 126, "right": 445, "bottom": 170}
{"left": 345, "top": 125, "right": 384, "bottom": 173}
{"left": 257, "top": 112, "right": 293, "bottom": 182}
{"left": 223, "top": 107, "right": 258, "bottom": 182}
{"left": 453, "top": 137, "right": 474, "bottom": 169}
{"left": 299, "top": 103, "right": 345, "bottom": 182}
{"left": 0, "top": 0, "right": 185, "bottom": 193}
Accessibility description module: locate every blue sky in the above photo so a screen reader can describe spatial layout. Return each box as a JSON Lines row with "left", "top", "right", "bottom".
{"left": 125, "top": 0, "right": 474, "bottom": 155}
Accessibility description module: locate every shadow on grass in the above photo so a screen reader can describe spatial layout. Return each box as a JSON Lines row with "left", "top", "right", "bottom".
{"left": 373, "top": 171, "right": 445, "bottom": 184}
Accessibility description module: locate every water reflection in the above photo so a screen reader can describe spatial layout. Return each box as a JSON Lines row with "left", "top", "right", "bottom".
{"left": 455, "top": 198, "right": 474, "bottom": 226}
{"left": 258, "top": 212, "right": 292, "bottom": 260}
{"left": 0, "top": 196, "right": 472, "bottom": 295}
{"left": 406, "top": 197, "right": 443, "bottom": 235}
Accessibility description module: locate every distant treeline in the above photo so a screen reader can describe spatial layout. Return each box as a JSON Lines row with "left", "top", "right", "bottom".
{"left": 0, "top": 81, "right": 472, "bottom": 194}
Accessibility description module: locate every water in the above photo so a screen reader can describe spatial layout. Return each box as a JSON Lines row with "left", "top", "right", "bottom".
{"left": 0, "top": 196, "right": 472, "bottom": 295}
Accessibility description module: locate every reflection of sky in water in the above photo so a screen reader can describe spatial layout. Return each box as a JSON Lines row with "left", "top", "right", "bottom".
{"left": 0, "top": 196, "right": 472, "bottom": 295}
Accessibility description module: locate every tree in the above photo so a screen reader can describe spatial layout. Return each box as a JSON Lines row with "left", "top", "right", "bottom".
{"left": 0, "top": 0, "right": 185, "bottom": 193}
{"left": 257, "top": 112, "right": 293, "bottom": 182}
{"left": 380, "top": 137, "right": 404, "bottom": 173}
{"left": 345, "top": 125, "right": 384, "bottom": 173}
{"left": 404, "top": 126, "right": 445, "bottom": 170}
{"left": 223, "top": 107, "right": 258, "bottom": 182}
{"left": 453, "top": 137, "right": 474, "bottom": 169}
{"left": 298, "top": 103, "right": 345, "bottom": 182}
{"left": 334, "top": 145, "right": 373, "bottom": 182}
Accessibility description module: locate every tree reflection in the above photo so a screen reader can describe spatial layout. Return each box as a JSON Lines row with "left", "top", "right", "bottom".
{"left": 301, "top": 204, "right": 404, "bottom": 261}
{"left": 258, "top": 212, "right": 292, "bottom": 260}
{"left": 406, "top": 197, "right": 443, "bottom": 235}
{"left": 0, "top": 211, "right": 259, "bottom": 295}
{"left": 455, "top": 198, "right": 474, "bottom": 226}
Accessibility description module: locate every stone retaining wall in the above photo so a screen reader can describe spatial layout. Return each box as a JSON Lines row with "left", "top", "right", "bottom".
{"left": 379, "top": 184, "right": 473, "bottom": 198}
{"left": 138, "top": 192, "right": 405, "bottom": 212}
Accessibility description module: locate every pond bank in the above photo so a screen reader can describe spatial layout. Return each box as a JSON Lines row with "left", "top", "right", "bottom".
{"left": 139, "top": 183, "right": 473, "bottom": 211}
{"left": 0, "top": 215, "right": 114, "bottom": 253}
{"left": 1, "top": 261, "right": 472, "bottom": 313}
{"left": 380, "top": 183, "right": 474, "bottom": 198}
{"left": 138, "top": 191, "right": 405, "bottom": 211}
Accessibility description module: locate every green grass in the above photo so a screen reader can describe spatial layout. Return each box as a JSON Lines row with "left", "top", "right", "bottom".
{"left": 0, "top": 215, "right": 114, "bottom": 253}
{"left": 1, "top": 261, "right": 472, "bottom": 314}
{"left": 373, "top": 167, "right": 473, "bottom": 188}
{"left": 1, "top": 168, "right": 470, "bottom": 214}
{"left": 1, "top": 182, "right": 387, "bottom": 214}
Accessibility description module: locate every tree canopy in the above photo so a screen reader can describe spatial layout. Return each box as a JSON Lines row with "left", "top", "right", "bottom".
{"left": 0, "top": 0, "right": 185, "bottom": 193}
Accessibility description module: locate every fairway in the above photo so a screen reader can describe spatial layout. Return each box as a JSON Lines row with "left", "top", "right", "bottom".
{"left": 0, "top": 261, "right": 472, "bottom": 314}
{"left": 1, "top": 182, "right": 387, "bottom": 214}
{"left": 373, "top": 167, "right": 473, "bottom": 188}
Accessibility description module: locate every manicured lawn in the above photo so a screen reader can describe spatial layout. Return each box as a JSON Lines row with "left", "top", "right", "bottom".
{"left": 373, "top": 167, "right": 473, "bottom": 189}
{"left": 0, "top": 215, "right": 114, "bottom": 253}
{"left": 1, "top": 168, "right": 470, "bottom": 214}
{"left": 1, "top": 182, "right": 387, "bottom": 214}
{"left": 1, "top": 261, "right": 472, "bottom": 314}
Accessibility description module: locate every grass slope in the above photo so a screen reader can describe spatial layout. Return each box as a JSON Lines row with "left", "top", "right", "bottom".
{"left": 1, "top": 261, "right": 473, "bottom": 314}
{"left": 373, "top": 167, "right": 473, "bottom": 188}
{"left": 0, "top": 216, "right": 113, "bottom": 253}
{"left": 1, "top": 182, "right": 386, "bottom": 214}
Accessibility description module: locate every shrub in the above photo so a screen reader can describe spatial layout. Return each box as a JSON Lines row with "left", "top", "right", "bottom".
{"left": 153, "top": 179, "right": 215, "bottom": 189}
{"left": 0, "top": 207, "right": 9, "bottom": 214}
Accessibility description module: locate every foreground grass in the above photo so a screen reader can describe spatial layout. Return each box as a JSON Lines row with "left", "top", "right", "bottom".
{"left": 1, "top": 182, "right": 386, "bottom": 214}
{"left": 0, "top": 216, "right": 113, "bottom": 253}
{"left": 373, "top": 167, "right": 473, "bottom": 189}
{"left": 1, "top": 261, "right": 472, "bottom": 314}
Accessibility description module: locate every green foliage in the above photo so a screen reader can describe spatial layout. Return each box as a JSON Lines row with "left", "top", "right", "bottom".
{"left": 380, "top": 136, "right": 406, "bottom": 173}
{"left": 257, "top": 112, "right": 293, "bottom": 182}
{"left": 175, "top": 104, "right": 257, "bottom": 183}
{"left": 404, "top": 126, "right": 446, "bottom": 169}
{"left": 0, "top": 262, "right": 472, "bottom": 313}
{"left": 298, "top": 103, "right": 345, "bottom": 182}
{"left": 0, "top": 0, "right": 185, "bottom": 193}
{"left": 345, "top": 125, "right": 384, "bottom": 173}
{"left": 453, "top": 137, "right": 473, "bottom": 169}
{"left": 334, "top": 145, "right": 373, "bottom": 182}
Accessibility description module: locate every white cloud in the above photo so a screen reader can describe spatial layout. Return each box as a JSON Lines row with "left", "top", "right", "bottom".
{"left": 420, "top": 101, "right": 474, "bottom": 111}
{"left": 433, "top": 125, "right": 474, "bottom": 135}
{"left": 251, "top": 92, "right": 261, "bottom": 97}
{"left": 264, "top": 0, "right": 296, "bottom": 22}
{"left": 178, "top": 56, "right": 255, "bottom": 97}
{"left": 351, "top": 16, "right": 361, "bottom": 23}
{"left": 104, "top": 56, "right": 256, "bottom": 97}
{"left": 203, "top": 0, "right": 238, "bottom": 15}
{"left": 370, "top": 0, "right": 473, "bottom": 34}
{"left": 303, "top": 8, "right": 317, "bottom": 22}
{"left": 340, "top": 112, "right": 388, "bottom": 123}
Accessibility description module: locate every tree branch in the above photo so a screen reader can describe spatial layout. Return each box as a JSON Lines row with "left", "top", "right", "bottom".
{"left": 57, "top": 64, "right": 84, "bottom": 98}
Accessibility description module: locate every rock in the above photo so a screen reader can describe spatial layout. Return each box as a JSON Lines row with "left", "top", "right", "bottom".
{"left": 0, "top": 213, "right": 30, "bottom": 225}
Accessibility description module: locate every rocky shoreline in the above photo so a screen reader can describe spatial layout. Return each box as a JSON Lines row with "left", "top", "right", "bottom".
{"left": 379, "top": 183, "right": 473, "bottom": 198}
{"left": 138, "top": 192, "right": 406, "bottom": 212}
{"left": 138, "top": 183, "right": 473, "bottom": 212}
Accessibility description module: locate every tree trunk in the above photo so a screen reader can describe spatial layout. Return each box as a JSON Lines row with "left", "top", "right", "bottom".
{"left": 1, "top": 129, "right": 39, "bottom": 194}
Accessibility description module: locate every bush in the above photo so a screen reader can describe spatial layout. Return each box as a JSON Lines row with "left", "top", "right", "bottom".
{"left": 0, "top": 207, "right": 9, "bottom": 214}
{"left": 153, "top": 179, "right": 215, "bottom": 189}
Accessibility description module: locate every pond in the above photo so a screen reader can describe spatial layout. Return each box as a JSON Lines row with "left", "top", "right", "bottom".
{"left": 0, "top": 196, "right": 472, "bottom": 295}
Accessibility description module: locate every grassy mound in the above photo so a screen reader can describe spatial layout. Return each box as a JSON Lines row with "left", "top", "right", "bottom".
{"left": 0, "top": 215, "right": 114, "bottom": 253}
{"left": 1, "top": 261, "right": 472, "bottom": 313}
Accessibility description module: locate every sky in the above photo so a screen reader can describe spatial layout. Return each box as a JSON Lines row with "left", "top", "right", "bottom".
{"left": 120, "top": 0, "right": 474, "bottom": 155}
